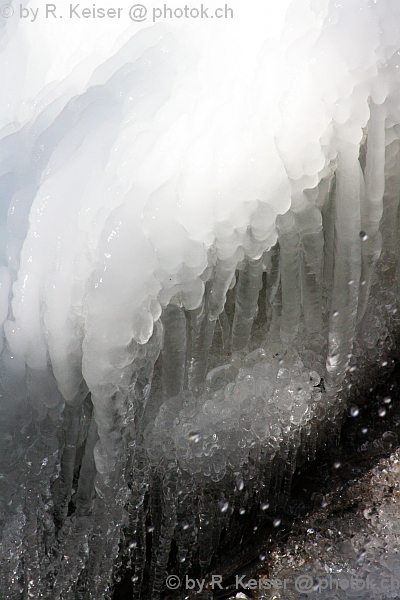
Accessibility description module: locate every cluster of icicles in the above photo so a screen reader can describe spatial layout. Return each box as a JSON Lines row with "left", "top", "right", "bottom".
{"left": 1, "top": 0, "right": 400, "bottom": 598}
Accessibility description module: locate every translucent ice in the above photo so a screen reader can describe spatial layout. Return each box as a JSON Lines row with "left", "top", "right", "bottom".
{"left": 1, "top": 0, "right": 400, "bottom": 597}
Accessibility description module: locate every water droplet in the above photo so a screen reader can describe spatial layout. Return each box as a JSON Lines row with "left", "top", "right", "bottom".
{"left": 332, "top": 310, "right": 339, "bottom": 318}
{"left": 362, "top": 427, "right": 368, "bottom": 434}
{"left": 378, "top": 407, "right": 387, "bottom": 417}
{"left": 188, "top": 432, "right": 202, "bottom": 443}
{"left": 236, "top": 478, "right": 244, "bottom": 491}
{"left": 333, "top": 461, "right": 341, "bottom": 469}
{"left": 350, "top": 406, "right": 359, "bottom": 417}
{"left": 359, "top": 231, "right": 368, "bottom": 241}
{"left": 348, "top": 279, "right": 354, "bottom": 285}
{"left": 381, "top": 360, "right": 388, "bottom": 367}
{"left": 147, "top": 525, "right": 155, "bottom": 533}
{"left": 239, "top": 508, "right": 246, "bottom": 515}
{"left": 273, "top": 518, "right": 281, "bottom": 527}
{"left": 384, "top": 396, "right": 392, "bottom": 404}
{"left": 261, "top": 502, "right": 269, "bottom": 511}
{"left": 259, "top": 552, "right": 266, "bottom": 561}
{"left": 129, "top": 541, "right": 137, "bottom": 549}
{"left": 357, "top": 551, "right": 367, "bottom": 564}
{"left": 131, "top": 575, "right": 139, "bottom": 583}
{"left": 219, "top": 501, "right": 229, "bottom": 513}
{"left": 181, "top": 521, "right": 189, "bottom": 531}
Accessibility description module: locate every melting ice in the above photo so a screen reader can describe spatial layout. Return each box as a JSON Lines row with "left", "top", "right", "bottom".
{"left": 1, "top": 0, "right": 400, "bottom": 597}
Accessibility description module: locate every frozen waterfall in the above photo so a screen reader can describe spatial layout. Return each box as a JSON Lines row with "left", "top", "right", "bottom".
{"left": 1, "top": 0, "right": 400, "bottom": 598}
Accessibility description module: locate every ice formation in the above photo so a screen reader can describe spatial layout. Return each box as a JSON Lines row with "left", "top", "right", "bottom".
{"left": 1, "top": 0, "right": 400, "bottom": 597}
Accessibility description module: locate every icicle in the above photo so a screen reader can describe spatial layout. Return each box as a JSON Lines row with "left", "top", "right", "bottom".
{"left": 148, "top": 469, "right": 163, "bottom": 581}
{"left": 54, "top": 403, "right": 83, "bottom": 524}
{"left": 326, "top": 145, "right": 362, "bottom": 394}
{"left": 358, "top": 101, "right": 386, "bottom": 322}
{"left": 175, "top": 477, "right": 197, "bottom": 574}
{"left": 19, "top": 406, "right": 62, "bottom": 600}
{"left": 3, "top": 2, "right": 400, "bottom": 596}
{"left": 187, "top": 285, "right": 216, "bottom": 393}
{"left": 208, "top": 258, "right": 238, "bottom": 320}
{"left": 161, "top": 303, "right": 187, "bottom": 398}
{"left": 379, "top": 136, "right": 400, "bottom": 309}
{"left": 185, "top": 258, "right": 237, "bottom": 387}
{"left": 127, "top": 449, "right": 149, "bottom": 598}
{"left": 198, "top": 491, "right": 221, "bottom": 571}
{"left": 151, "top": 467, "right": 179, "bottom": 599}
{"left": 265, "top": 245, "right": 282, "bottom": 339}
{"left": 51, "top": 513, "right": 93, "bottom": 598}
{"left": 322, "top": 175, "right": 336, "bottom": 292}
{"left": 231, "top": 257, "right": 264, "bottom": 352}
{"left": 218, "top": 309, "right": 231, "bottom": 350}
{"left": 135, "top": 320, "right": 164, "bottom": 427}
{"left": 75, "top": 410, "right": 98, "bottom": 516}
{"left": 296, "top": 206, "right": 324, "bottom": 334}
{"left": 380, "top": 138, "right": 400, "bottom": 263}
{"left": 276, "top": 211, "right": 301, "bottom": 344}
{"left": 82, "top": 326, "right": 161, "bottom": 598}
{"left": 86, "top": 496, "right": 123, "bottom": 599}
{"left": 131, "top": 501, "right": 147, "bottom": 598}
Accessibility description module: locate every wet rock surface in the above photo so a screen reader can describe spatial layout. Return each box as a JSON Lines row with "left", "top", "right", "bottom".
{"left": 128, "top": 355, "right": 400, "bottom": 600}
